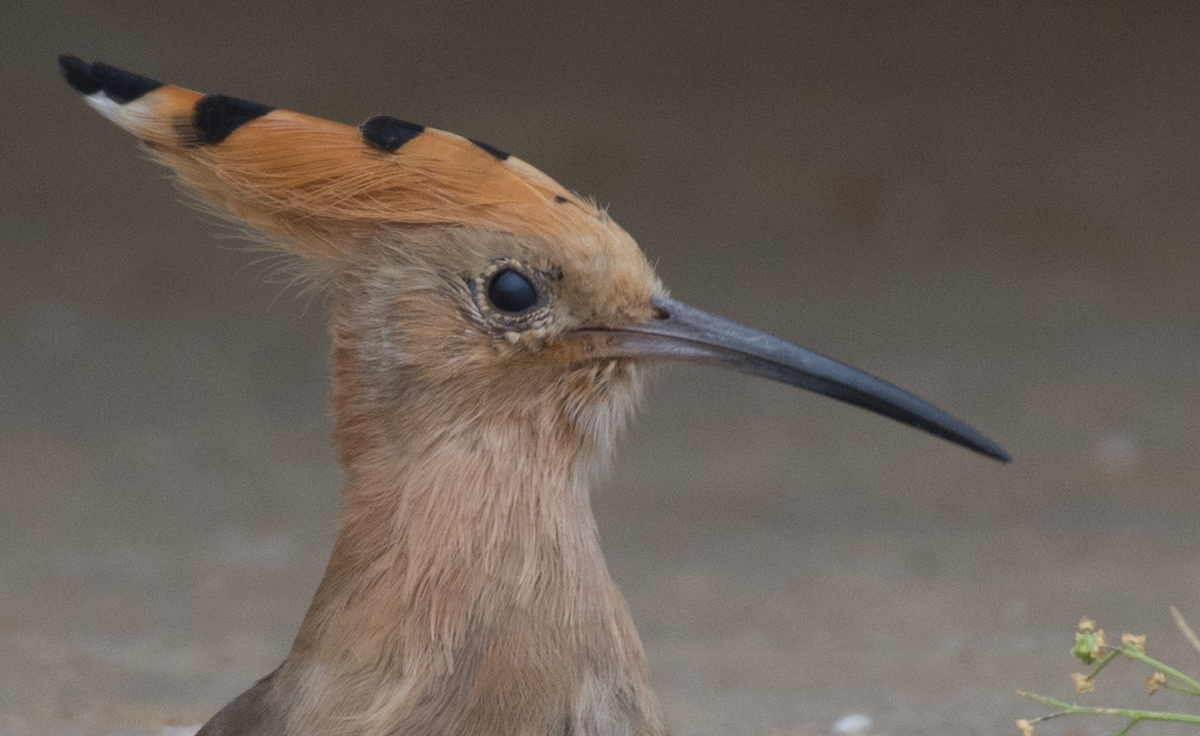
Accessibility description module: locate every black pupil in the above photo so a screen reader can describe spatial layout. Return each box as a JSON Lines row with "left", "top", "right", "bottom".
{"left": 488, "top": 269, "right": 538, "bottom": 313}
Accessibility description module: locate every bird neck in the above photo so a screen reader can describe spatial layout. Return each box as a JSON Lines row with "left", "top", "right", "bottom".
{"left": 278, "top": 372, "right": 668, "bottom": 735}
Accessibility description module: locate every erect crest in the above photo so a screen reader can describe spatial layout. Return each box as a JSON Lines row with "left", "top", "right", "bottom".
{"left": 58, "top": 55, "right": 625, "bottom": 263}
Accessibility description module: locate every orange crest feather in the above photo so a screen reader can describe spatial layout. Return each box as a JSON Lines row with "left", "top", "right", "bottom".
{"left": 59, "top": 55, "right": 620, "bottom": 262}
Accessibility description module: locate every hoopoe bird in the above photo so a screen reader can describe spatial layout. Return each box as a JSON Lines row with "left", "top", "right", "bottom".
{"left": 59, "top": 56, "right": 1009, "bottom": 736}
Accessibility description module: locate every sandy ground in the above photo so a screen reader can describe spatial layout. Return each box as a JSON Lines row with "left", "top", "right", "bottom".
{"left": 6, "top": 2, "right": 1200, "bottom": 734}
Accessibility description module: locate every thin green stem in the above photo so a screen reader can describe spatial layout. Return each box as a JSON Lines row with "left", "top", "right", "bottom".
{"left": 1119, "top": 643, "right": 1200, "bottom": 695}
{"left": 1020, "top": 691, "right": 1200, "bottom": 728}
{"left": 1087, "top": 650, "right": 1121, "bottom": 679}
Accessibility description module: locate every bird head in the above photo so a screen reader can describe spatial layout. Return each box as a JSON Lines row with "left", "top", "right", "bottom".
{"left": 59, "top": 55, "right": 1009, "bottom": 467}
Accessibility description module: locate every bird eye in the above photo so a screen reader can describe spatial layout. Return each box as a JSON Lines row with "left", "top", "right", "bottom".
{"left": 487, "top": 268, "right": 538, "bottom": 313}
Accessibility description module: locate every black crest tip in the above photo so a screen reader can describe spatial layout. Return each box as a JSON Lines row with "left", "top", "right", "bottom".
{"left": 59, "top": 54, "right": 102, "bottom": 95}
{"left": 191, "top": 94, "right": 275, "bottom": 145}
{"left": 470, "top": 138, "right": 510, "bottom": 161}
{"left": 360, "top": 115, "right": 425, "bottom": 153}
{"left": 90, "top": 62, "right": 164, "bottom": 103}
{"left": 59, "top": 56, "right": 164, "bottom": 104}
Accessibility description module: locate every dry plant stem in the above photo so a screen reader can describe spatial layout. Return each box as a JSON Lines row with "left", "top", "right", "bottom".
{"left": 1173, "top": 607, "right": 1200, "bottom": 656}
{"left": 1020, "top": 691, "right": 1200, "bottom": 735}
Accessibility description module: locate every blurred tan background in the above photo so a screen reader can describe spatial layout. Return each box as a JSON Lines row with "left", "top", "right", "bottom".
{"left": 5, "top": 2, "right": 1200, "bottom": 734}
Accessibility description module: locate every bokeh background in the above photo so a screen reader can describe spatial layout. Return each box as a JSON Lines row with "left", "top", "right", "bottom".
{"left": 5, "top": 2, "right": 1200, "bottom": 734}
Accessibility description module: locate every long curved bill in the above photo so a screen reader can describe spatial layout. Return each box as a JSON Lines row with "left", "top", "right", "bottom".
{"left": 590, "top": 296, "right": 1010, "bottom": 462}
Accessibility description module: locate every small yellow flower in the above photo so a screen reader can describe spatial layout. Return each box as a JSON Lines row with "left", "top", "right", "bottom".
{"left": 1016, "top": 718, "right": 1035, "bottom": 736}
{"left": 1145, "top": 671, "right": 1167, "bottom": 695}
{"left": 1122, "top": 633, "right": 1147, "bottom": 653}
{"left": 1077, "top": 617, "right": 1096, "bottom": 634}
{"left": 1071, "top": 672, "right": 1095, "bottom": 693}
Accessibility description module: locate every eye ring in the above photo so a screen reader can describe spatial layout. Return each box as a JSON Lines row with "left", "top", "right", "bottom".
{"left": 486, "top": 268, "right": 539, "bottom": 313}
